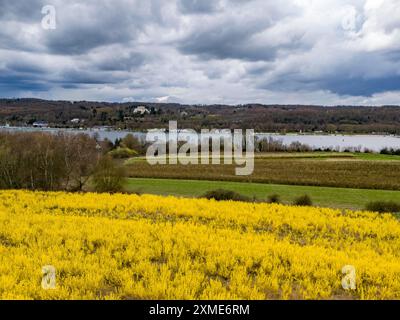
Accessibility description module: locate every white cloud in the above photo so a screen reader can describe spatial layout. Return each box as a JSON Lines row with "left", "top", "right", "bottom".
{"left": 0, "top": 0, "right": 399, "bottom": 105}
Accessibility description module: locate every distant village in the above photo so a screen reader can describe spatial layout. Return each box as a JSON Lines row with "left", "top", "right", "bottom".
{"left": 9, "top": 104, "right": 192, "bottom": 131}
{"left": 2, "top": 99, "right": 400, "bottom": 135}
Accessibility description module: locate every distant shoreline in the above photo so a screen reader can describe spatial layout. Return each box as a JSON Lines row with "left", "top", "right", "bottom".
{"left": 1, "top": 125, "right": 400, "bottom": 152}
{"left": 1, "top": 125, "right": 400, "bottom": 137}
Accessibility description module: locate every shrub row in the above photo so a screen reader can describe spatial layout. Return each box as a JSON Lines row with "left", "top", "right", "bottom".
{"left": 202, "top": 190, "right": 313, "bottom": 206}
{"left": 202, "top": 190, "right": 400, "bottom": 217}
{"left": 365, "top": 201, "right": 400, "bottom": 214}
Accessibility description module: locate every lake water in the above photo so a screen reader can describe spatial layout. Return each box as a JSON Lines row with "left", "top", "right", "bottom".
{"left": 1, "top": 126, "right": 400, "bottom": 152}
{"left": 257, "top": 133, "right": 400, "bottom": 152}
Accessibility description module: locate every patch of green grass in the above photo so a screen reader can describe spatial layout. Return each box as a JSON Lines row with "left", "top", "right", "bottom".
{"left": 352, "top": 153, "right": 400, "bottom": 161}
{"left": 125, "top": 178, "right": 400, "bottom": 210}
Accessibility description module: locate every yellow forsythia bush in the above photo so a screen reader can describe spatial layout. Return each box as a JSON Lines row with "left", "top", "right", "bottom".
{"left": 0, "top": 190, "right": 400, "bottom": 300}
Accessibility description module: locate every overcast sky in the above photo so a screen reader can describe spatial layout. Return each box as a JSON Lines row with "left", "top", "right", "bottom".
{"left": 1, "top": 0, "right": 399, "bottom": 105}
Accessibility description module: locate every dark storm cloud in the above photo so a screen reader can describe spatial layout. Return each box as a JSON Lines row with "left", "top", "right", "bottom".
{"left": 44, "top": 25, "right": 133, "bottom": 55}
{"left": 178, "top": 22, "right": 277, "bottom": 61}
{"left": 42, "top": 2, "right": 145, "bottom": 55}
{"left": 59, "top": 70, "right": 114, "bottom": 85}
{"left": 94, "top": 52, "right": 146, "bottom": 72}
{"left": 178, "top": 0, "right": 221, "bottom": 14}
{"left": 176, "top": 1, "right": 300, "bottom": 62}
{"left": 0, "top": 73, "right": 51, "bottom": 92}
{"left": 322, "top": 76, "right": 400, "bottom": 96}
{"left": 0, "top": 80, "right": 50, "bottom": 93}
{"left": 0, "top": 0, "right": 45, "bottom": 21}
{"left": 6, "top": 61, "right": 48, "bottom": 75}
{"left": 259, "top": 75, "right": 400, "bottom": 97}
{"left": 258, "top": 48, "right": 400, "bottom": 97}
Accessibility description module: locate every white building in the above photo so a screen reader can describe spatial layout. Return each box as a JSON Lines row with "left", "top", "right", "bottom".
{"left": 133, "top": 106, "right": 150, "bottom": 115}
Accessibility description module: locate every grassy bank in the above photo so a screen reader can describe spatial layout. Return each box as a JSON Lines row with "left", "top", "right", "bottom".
{"left": 125, "top": 178, "right": 400, "bottom": 210}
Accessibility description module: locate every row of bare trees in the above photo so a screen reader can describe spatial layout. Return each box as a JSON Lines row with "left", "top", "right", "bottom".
{"left": 256, "top": 137, "right": 312, "bottom": 153}
{"left": 0, "top": 132, "right": 105, "bottom": 191}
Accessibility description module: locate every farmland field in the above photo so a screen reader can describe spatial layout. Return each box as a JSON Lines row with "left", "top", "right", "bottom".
{"left": 124, "top": 153, "right": 400, "bottom": 190}
{"left": 125, "top": 178, "right": 400, "bottom": 210}
{"left": 1, "top": 190, "right": 400, "bottom": 300}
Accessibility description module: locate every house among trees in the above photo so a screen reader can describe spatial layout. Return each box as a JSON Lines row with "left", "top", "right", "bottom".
{"left": 70, "top": 118, "right": 81, "bottom": 124}
{"left": 133, "top": 106, "right": 150, "bottom": 115}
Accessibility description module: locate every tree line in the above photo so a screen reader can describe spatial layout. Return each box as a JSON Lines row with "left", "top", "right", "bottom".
{"left": 2, "top": 99, "right": 400, "bottom": 134}
{"left": 0, "top": 132, "right": 124, "bottom": 192}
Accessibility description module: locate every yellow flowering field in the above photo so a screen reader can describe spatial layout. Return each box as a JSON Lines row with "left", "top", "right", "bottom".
{"left": 0, "top": 190, "right": 400, "bottom": 300}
